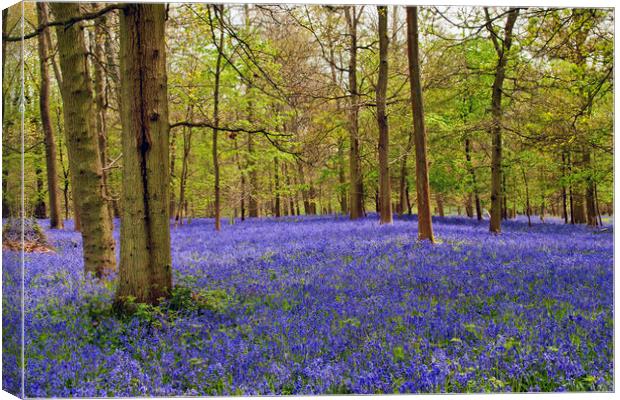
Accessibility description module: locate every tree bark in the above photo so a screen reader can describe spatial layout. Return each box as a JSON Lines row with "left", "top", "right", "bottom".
{"left": 36, "top": 2, "right": 63, "bottom": 229}
{"left": 345, "top": 6, "right": 364, "bottom": 220}
{"left": 90, "top": 4, "right": 113, "bottom": 224}
{"left": 376, "top": 6, "right": 393, "bottom": 225}
{"left": 406, "top": 7, "right": 434, "bottom": 242}
{"left": 522, "top": 166, "right": 532, "bottom": 227}
{"left": 51, "top": 3, "right": 116, "bottom": 277}
{"left": 116, "top": 4, "right": 172, "bottom": 305}
{"left": 486, "top": 7, "right": 519, "bottom": 234}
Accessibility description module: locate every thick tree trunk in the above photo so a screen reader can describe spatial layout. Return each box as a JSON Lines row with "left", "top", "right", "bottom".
{"left": 345, "top": 6, "right": 363, "bottom": 220}
{"left": 406, "top": 7, "right": 434, "bottom": 242}
{"left": 51, "top": 3, "right": 116, "bottom": 277}
{"left": 36, "top": 2, "right": 63, "bottom": 228}
{"left": 486, "top": 8, "right": 519, "bottom": 234}
{"left": 376, "top": 6, "right": 393, "bottom": 225}
{"left": 116, "top": 4, "right": 172, "bottom": 305}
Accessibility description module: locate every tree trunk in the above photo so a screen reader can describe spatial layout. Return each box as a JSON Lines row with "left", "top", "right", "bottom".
{"left": 582, "top": 149, "right": 597, "bottom": 226}
{"left": 36, "top": 2, "right": 63, "bottom": 228}
{"left": 406, "top": 7, "right": 434, "bottom": 242}
{"left": 51, "top": 3, "right": 116, "bottom": 277}
{"left": 464, "top": 137, "right": 482, "bottom": 221}
{"left": 91, "top": 4, "right": 113, "bottom": 224}
{"left": 345, "top": 6, "right": 363, "bottom": 220}
{"left": 212, "top": 6, "right": 224, "bottom": 231}
{"left": 247, "top": 134, "right": 258, "bottom": 218}
{"left": 376, "top": 6, "right": 393, "bottom": 225}
{"left": 436, "top": 193, "right": 445, "bottom": 217}
{"left": 176, "top": 119, "right": 192, "bottom": 226}
{"left": 486, "top": 7, "right": 519, "bottom": 234}
{"left": 116, "top": 4, "right": 172, "bottom": 305}
{"left": 337, "top": 139, "right": 348, "bottom": 215}
{"left": 521, "top": 167, "right": 532, "bottom": 227}
{"left": 561, "top": 152, "right": 569, "bottom": 224}
{"left": 34, "top": 159, "right": 47, "bottom": 218}
{"left": 273, "top": 156, "right": 281, "bottom": 218}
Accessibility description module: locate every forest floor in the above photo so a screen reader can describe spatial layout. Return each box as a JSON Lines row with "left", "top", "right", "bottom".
{"left": 2, "top": 214, "right": 613, "bottom": 396}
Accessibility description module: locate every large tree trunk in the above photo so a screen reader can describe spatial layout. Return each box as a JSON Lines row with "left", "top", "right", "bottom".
{"left": 36, "top": 2, "right": 63, "bottom": 229}
{"left": 116, "top": 4, "right": 172, "bottom": 305}
{"left": 406, "top": 7, "right": 434, "bottom": 242}
{"left": 486, "top": 7, "right": 519, "bottom": 234}
{"left": 376, "top": 6, "right": 393, "bottom": 225}
{"left": 345, "top": 6, "right": 363, "bottom": 220}
{"left": 51, "top": 3, "right": 116, "bottom": 277}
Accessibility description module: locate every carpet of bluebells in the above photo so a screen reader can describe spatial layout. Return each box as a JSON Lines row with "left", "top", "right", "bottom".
{"left": 2, "top": 214, "right": 614, "bottom": 396}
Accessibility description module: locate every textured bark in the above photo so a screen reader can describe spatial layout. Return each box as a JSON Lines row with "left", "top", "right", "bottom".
{"left": 486, "top": 8, "right": 519, "bottom": 234}
{"left": 345, "top": 6, "right": 363, "bottom": 220}
{"left": 91, "top": 5, "right": 113, "bottom": 223}
{"left": 51, "top": 3, "right": 116, "bottom": 277}
{"left": 436, "top": 193, "right": 445, "bottom": 217}
{"left": 376, "top": 6, "right": 392, "bottom": 225}
{"left": 406, "top": 7, "right": 434, "bottom": 242}
{"left": 36, "top": 2, "right": 63, "bottom": 228}
{"left": 116, "top": 4, "right": 172, "bottom": 305}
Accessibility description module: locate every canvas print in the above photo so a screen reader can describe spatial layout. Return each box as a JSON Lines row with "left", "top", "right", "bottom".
{"left": 1, "top": 1, "right": 614, "bottom": 397}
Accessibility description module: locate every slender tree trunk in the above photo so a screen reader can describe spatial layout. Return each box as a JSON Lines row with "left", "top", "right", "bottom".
{"left": 521, "top": 167, "right": 532, "bottom": 227}
{"left": 90, "top": 4, "right": 113, "bottom": 224}
{"left": 116, "top": 4, "right": 172, "bottom": 305}
{"left": 273, "top": 156, "right": 281, "bottom": 217}
{"left": 582, "top": 149, "right": 597, "bottom": 226}
{"left": 212, "top": 6, "right": 224, "bottom": 231}
{"left": 501, "top": 172, "right": 508, "bottom": 220}
{"left": 435, "top": 193, "right": 445, "bottom": 217}
{"left": 464, "top": 137, "right": 482, "bottom": 220}
{"left": 486, "top": 7, "right": 519, "bottom": 234}
{"left": 176, "top": 122, "right": 192, "bottom": 226}
{"left": 376, "top": 6, "right": 393, "bottom": 224}
{"left": 51, "top": 3, "right": 116, "bottom": 277}
{"left": 561, "top": 152, "right": 569, "bottom": 224}
{"left": 345, "top": 6, "right": 363, "bottom": 220}
{"left": 406, "top": 7, "right": 434, "bottom": 242}
{"left": 337, "top": 139, "right": 348, "bottom": 215}
{"left": 36, "top": 2, "right": 63, "bottom": 228}
{"left": 233, "top": 137, "right": 245, "bottom": 221}
{"left": 34, "top": 159, "right": 47, "bottom": 218}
